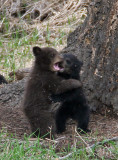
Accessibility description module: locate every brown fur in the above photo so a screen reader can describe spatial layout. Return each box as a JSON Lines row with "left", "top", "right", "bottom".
{"left": 23, "top": 46, "right": 82, "bottom": 138}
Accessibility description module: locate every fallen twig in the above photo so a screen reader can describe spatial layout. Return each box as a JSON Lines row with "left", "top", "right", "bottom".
{"left": 58, "top": 136, "right": 118, "bottom": 160}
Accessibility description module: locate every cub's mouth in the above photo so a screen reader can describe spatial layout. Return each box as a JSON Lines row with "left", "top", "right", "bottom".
{"left": 53, "top": 61, "right": 64, "bottom": 71}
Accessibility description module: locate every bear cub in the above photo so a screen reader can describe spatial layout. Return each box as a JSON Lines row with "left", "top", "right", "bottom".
{"left": 0, "top": 74, "right": 8, "bottom": 85}
{"left": 23, "top": 47, "right": 82, "bottom": 138}
{"left": 52, "top": 54, "right": 90, "bottom": 134}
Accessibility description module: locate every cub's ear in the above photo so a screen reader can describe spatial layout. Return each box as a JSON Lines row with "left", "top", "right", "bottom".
{"left": 33, "top": 46, "right": 42, "bottom": 56}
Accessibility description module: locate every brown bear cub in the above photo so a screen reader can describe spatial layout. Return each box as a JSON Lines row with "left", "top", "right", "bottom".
{"left": 52, "top": 54, "right": 90, "bottom": 134}
{"left": 23, "top": 46, "right": 82, "bottom": 138}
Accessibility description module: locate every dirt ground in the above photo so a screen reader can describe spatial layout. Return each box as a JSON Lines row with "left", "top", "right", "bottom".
{"left": 0, "top": 102, "right": 117, "bottom": 141}
{"left": 0, "top": 100, "right": 118, "bottom": 160}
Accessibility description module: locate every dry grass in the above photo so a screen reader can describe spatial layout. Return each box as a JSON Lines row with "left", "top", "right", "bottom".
{"left": 0, "top": 0, "right": 88, "bottom": 48}
{"left": 0, "top": 0, "right": 89, "bottom": 78}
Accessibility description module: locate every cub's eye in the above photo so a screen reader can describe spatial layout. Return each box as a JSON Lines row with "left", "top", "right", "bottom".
{"left": 66, "top": 59, "right": 71, "bottom": 65}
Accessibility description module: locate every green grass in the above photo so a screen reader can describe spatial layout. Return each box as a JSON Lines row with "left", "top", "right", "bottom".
{"left": 0, "top": 132, "right": 57, "bottom": 160}
{"left": 0, "top": 132, "right": 117, "bottom": 160}
{"left": 0, "top": 20, "right": 67, "bottom": 80}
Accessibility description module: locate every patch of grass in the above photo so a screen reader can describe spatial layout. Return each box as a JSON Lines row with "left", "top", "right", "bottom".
{"left": 0, "top": 131, "right": 117, "bottom": 160}
{"left": 0, "top": 26, "right": 39, "bottom": 79}
{"left": 0, "top": 37, "right": 32, "bottom": 79}
{"left": 0, "top": 132, "right": 57, "bottom": 159}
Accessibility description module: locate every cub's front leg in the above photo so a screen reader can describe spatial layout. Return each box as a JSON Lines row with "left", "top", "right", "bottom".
{"left": 55, "top": 79, "right": 82, "bottom": 94}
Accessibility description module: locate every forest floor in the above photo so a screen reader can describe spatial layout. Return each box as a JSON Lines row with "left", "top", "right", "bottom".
{"left": 0, "top": 99, "right": 118, "bottom": 153}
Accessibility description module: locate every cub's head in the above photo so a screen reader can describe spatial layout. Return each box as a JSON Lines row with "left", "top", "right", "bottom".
{"left": 59, "top": 54, "right": 83, "bottom": 79}
{"left": 33, "top": 46, "right": 64, "bottom": 72}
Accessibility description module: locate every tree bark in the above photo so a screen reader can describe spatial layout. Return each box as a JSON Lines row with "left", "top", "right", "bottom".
{"left": 61, "top": 0, "right": 118, "bottom": 114}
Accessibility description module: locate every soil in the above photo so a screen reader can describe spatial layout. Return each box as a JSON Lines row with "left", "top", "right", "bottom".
{"left": 0, "top": 101, "right": 117, "bottom": 140}
{"left": 0, "top": 97, "right": 117, "bottom": 160}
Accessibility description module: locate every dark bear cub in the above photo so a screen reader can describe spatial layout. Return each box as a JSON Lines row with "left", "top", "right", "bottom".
{"left": 52, "top": 54, "right": 90, "bottom": 134}
{"left": 23, "top": 47, "right": 82, "bottom": 138}
{"left": 0, "top": 74, "right": 8, "bottom": 85}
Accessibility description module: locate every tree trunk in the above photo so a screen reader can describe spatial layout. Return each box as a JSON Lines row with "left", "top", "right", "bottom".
{"left": 61, "top": 0, "right": 118, "bottom": 114}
